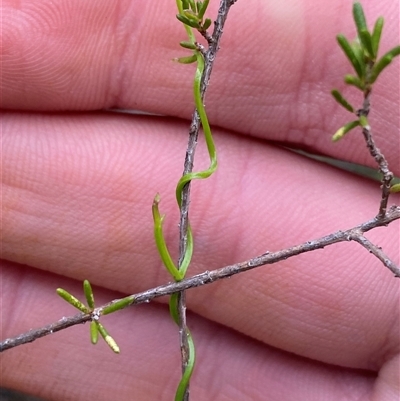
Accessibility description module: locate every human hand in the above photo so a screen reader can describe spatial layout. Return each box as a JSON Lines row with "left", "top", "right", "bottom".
{"left": 1, "top": 1, "right": 399, "bottom": 400}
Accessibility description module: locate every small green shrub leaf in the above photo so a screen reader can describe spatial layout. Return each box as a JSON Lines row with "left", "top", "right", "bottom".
{"left": 337, "top": 34, "right": 364, "bottom": 78}
{"left": 331, "top": 89, "right": 355, "bottom": 112}
{"left": 353, "top": 2, "right": 368, "bottom": 34}
{"left": 102, "top": 296, "right": 135, "bottom": 315}
{"left": 96, "top": 322, "right": 120, "bottom": 354}
{"left": 332, "top": 120, "right": 360, "bottom": 142}
{"left": 173, "top": 55, "right": 198, "bottom": 64}
{"left": 371, "top": 17, "right": 384, "bottom": 58}
{"left": 83, "top": 280, "right": 95, "bottom": 309}
{"left": 344, "top": 74, "right": 365, "bottom": 90}
{"left": 90, "top": 321, "right": 99, "bottom": 344}
{"left": 198, "top": 0, "right": 210, "bottom": 20}
{"left": 56, "top": 288, "right": 89, "bottom": 313}
{"left": 390, "top": 183, "right": 400, "bottom": 193}
{"left": 370, "top": 55, "right": 390, "bottom": 83}
{"left": 202, "top": 18, "right": 212, "bottom": 30}
{"left": 358, "top": 29, "right": 374, "bottom": 58}
{"left": 180, "top": 41, "right": 197, "bottom": 50}
{"left": 183, "top": 9, "right": 201, "bottom": 22}
{"left": 176, "top": 13, "right": 201, "bottom": 29}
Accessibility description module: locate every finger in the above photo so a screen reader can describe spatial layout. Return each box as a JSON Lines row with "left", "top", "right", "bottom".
{"left": 2, "top": 0, "right": 399, "bottom": 166}
{"left": 2, "top": 111, "right": 399, "bottom": 371}
{"left": 1, "top": 262, "right": 376, "bottom": 401}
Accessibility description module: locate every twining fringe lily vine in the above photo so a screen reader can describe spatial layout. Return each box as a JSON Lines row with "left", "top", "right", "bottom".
{"left": 1, "top": 2, "right": 399, "bottom": 401}
{"left": 151, "top": 0, "right": 219, "bottom": 398}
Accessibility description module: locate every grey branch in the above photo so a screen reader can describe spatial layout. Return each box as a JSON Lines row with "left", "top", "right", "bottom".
{"left": 2, "top": 205, "right": 399, "bottom": 353}
{"left": 357, "top": 89, "right": 394, "bottom": 218}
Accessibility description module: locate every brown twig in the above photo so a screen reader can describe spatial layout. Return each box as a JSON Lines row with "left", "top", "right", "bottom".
{"left": 2, "top": 206, "right": 399, "bottom": 353}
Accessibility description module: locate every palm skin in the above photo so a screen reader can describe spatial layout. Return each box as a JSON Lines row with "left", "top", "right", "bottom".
{"left": 1, "top": 1, "right": 399, "bottom": 400}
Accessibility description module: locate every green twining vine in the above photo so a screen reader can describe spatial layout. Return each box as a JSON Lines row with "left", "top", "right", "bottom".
{"left": 152, "top": 1, "right": 217, "bottom": 399}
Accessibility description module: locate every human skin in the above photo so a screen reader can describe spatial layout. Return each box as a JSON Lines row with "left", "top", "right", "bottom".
{"left": 1, "top": 0, "right": 399, "bottom": 400}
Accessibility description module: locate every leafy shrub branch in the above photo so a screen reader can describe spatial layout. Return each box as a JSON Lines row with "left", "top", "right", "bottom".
{"left": 1, "top": 2, "right": 399, "bottom": 401}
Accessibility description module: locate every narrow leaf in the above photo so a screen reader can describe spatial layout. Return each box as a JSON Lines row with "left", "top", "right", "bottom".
{"left": 96, "top": 322, "right": 120, "bottom": 354}
{"left": 176, "top": 14, "right": 201, "bottom": 29}
{"left": 351, "top": 40, "right": 366, "bottom": 78}
{"left": 344, "top": 74, "right": 365, "bottom": 90}
{"left": 90, "top": 321, "right": 99, "bottom": 344}
{"left": 358, "top": 29, "right": 374, "bottom": 59}
{"left": 332, "top": 120, "right": 360, "bottom": 142}
{"left": 371, "top": 17, "right": 384, "bottom": 58}
{"left": 390, "top": 183, "right": 400, "bottom": 193}
{"left": 331, "top": 89, "right": 355, "bottom": 113}
{"left": 183, "top": 9, "right": 201, "bottom": 22}
{"left": 188, "top": 0, "right": 197, "bottom": 12}
{"left": 353, "top": 2, "right": 368, "bottom": 34}
{"left": 337, "top": 34, "right": 364, "bottom": 78}
{"left": 385, "top": 45, "right": 400, "bottom": 58}
{"left": 83, "top": 280, "right": 95, "bottom": 309}
{"left": 173, "top": 55, "right": 197, "bottom": 64}
{"left": 102, "top": 296, "right": 135, "bottom": 315}
{"left": 180, "top": 41, "right": 197, "bottom": 50}
{"left": 198, "top": 0, "right": 210, "bottom": 20}
{"left": 181, "top": 0, "right": 190, "bottom": 10}
{"left": 56, "top": 288, "right": 89, "bottom": 313}
{"left": 370, "top": 55, "right": 392, "bottom": 83}
{"left": 202, "top": 18, "right": 212, "bottom": 30}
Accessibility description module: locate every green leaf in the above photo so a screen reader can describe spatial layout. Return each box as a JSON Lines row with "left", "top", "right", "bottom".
{"left": 332, "top": 120, "right": 360, "bottom": 142}
{"left": 173, "top": 54, "right": 197, "bottom": 64}
{"left": 102, "top": 296, "right": 135, "bottom": 315}
{"left": 331, "top": 89, "right": 355, "bottom": 113}
{"left": 344, "top": 74, "right": 365, "bottom": 90}
{"left": 371, "top": 17, "right": 384, "bottom": 58}
{"left": 337, "top": 34, "right": 364, "bottom": 78}
{"left": 351, "top": 40, "right": 366, "bottom": 78}
{"left": 181, "top": 0, "right": 190, "bottom": 10}
{"left": 90, "top": 321, "right": 99, "bottom": 344}
{"left": 83, "top": 280, "right": 95, "bottom": 309}
{"left": 353, "top": 2, "right": 368, "bottom": 34}
{"left": 187, "top": 0, "right": 197, "bottom": 12}
{"left": 56, "top": 288, "right": 89, "bottom": 313}
{"left": 202, "top": 18, "right": 212, "bottom": 30}
{"left": 183, "top": 9, "right": 201, "bottom": 22}
{"left": 369, "top": 46, "right": 400, "bottom": 83}
{"left": 180, "top": 41, "right": 197, "bottom": 50}
{"left": 176, "top": 13, "right": 201, "bottom": 29}
{"left": 358, "top": 29, "right": 374, "bottom": 59}
{"left": 387, "top": 45, "right": 400, "bottom": 58}
{"left": 198, "top": 0, "right": 210, "bottom": 20}
{"left": 390, "top": 183, "right": 400, "bottom": 193}
{"left": 96, "top": 322, "right": 120, "bottom": 354}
